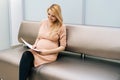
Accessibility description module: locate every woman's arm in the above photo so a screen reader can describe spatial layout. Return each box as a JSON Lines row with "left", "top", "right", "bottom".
{"left": 38, "top": 46, "right": 65, "bottom": 55}
{"left": 32, "top": 38, "right": 39, "bottom": 49}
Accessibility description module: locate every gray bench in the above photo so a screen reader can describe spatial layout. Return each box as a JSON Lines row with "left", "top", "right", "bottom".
{"left": 0, "top": 21, "right": 120, "bottom": 80}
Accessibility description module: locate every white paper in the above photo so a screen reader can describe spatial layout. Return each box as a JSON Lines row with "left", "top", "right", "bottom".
{"left": 21, "top": 38, "right": 40, "bottom": 52}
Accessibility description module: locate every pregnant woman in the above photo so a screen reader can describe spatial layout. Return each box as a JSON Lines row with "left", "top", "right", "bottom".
{"left": 19, "top": 4, "right": 66, "bottom": 80}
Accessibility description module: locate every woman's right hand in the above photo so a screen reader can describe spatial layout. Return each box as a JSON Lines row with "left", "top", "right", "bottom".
{"left": 32, "top": 45, "right": 36, "bottom": 49}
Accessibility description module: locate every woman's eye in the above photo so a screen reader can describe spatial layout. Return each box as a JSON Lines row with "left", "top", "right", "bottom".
{"left": 48, "top": 13, "right": 50, "bottom": 15}
{"left": 51, "top": 15, "right": 55, "bottom": 17}
{"left": 48, "top": 13, "right": 55, "bottom": 17}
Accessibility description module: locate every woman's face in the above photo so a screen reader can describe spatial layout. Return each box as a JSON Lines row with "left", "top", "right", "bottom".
{"left": 47, "top": 9, "right": 57, "bottom": 23}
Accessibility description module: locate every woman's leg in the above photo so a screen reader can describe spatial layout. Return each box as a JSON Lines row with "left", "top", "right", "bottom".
{"left": 19, "top": 51, "right": 34, "bottom": 80}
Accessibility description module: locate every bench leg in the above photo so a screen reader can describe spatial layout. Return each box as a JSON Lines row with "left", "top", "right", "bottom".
{"left": 81, "top": 53, "right": 85, "bottom": 60}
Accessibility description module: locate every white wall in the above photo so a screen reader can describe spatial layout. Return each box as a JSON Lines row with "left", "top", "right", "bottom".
{"left": 9, "top": 0, "right": 23, "bottom": 45}
{"left": 85, "top": 0, "right": 120, "bottom": 27}
{"left": 23, "top": 0, "right": 83, "bottom": 24}
{"left": 23, "top": 0, "right": 120, "bottom": 27}
{"left": 0, "top": 0, "right": 10, "bottom": 50}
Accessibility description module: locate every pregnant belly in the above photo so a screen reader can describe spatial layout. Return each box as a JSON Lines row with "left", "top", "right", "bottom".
{"left": 36, "top": 39, "right": 58, "bottom": 49}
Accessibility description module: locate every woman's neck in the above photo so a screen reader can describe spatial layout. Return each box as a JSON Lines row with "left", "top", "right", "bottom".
{"left": 48, "top": 20, "right": 54, "bottom": 27}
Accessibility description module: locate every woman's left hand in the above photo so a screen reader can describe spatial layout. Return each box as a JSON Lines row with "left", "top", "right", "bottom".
{"left": 35, "top": 49, "right": 49, "bottom": 55}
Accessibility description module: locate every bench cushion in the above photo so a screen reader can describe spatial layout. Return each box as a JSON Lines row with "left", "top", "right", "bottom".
{"left": 0, "top": 45, "right": 120, "bottom": 80}
{"left": 0, "top": 44, "right": 26, "bottom": 80}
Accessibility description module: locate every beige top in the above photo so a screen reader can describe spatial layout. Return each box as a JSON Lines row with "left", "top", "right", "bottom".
{"left": 31, "top": 19, "right": 66, "bottom": 67}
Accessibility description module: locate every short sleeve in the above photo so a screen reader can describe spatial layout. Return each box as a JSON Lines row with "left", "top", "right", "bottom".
{"left": 59, "top": 25, "right": 67, "bottom": 47}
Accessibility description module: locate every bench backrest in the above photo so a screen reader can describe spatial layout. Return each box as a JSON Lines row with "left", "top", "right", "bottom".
{"left": 18, "top": 21, "right": 120, "bottom": 60}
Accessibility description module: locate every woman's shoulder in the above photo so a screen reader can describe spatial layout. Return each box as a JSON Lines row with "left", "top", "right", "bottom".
{"left": 62, "top": 24, "right": 66, "bottom": 28}
{"left": 60, "top": 24, "right": 66, "bottom": 30}
{"left": 58, "top": 24, "right": 66, "bottom": 33}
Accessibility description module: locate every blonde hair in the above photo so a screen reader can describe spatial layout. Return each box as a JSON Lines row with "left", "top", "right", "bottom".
{"left": 47, "top": 4, "right": 63, "bottom": 34}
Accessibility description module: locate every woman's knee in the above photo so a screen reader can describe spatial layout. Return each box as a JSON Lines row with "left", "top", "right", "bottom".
{"left": 22, "top": 51, "right": 34, "bottom": 59}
